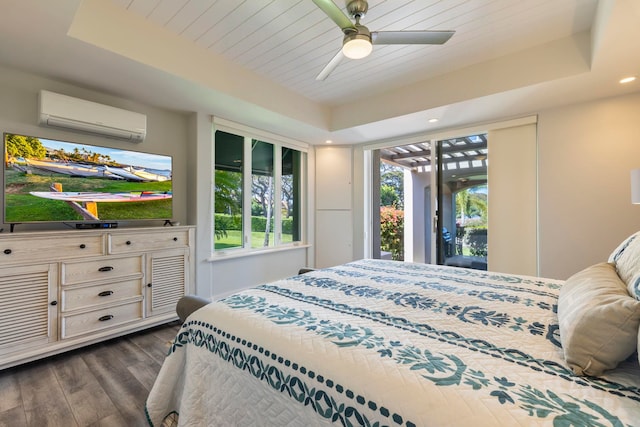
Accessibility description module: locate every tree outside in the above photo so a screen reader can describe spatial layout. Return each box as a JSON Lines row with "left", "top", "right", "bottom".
{"left": 214, "top": 171, "right": 296, "bottom": 249}
{"left": 214, "top": 170, "right": 242, "bottom": 243}
{"left": 5, "top": 133, "right": 47, "bottom": 161}
{"left": 380, "top": 163, "right": 404, "bottom": 208}
{"left": 251, "top": 175, "right": 274, "bottom": 247}
{"left": 380, "top": 184, "right": 400, "bottom": 207}
{"left": 454, "top": 185, "right": 488, "bottom": 257}
{"left": 5, "top": 134, "right": 117, "bottom": 166}
{"left": 455, "top": 185, "right": 487, "bottom": 225}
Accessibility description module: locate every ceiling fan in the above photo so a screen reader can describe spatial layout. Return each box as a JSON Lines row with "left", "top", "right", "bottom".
{"left": 313, "top": 0, "right": 455, "bottom": 80}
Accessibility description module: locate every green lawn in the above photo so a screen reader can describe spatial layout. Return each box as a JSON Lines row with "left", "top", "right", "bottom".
{"left": 215, "top": 230, "right": 293, "bottom": 250}
{"left": 4, "top": 168, "right": 172, "bottom": 222}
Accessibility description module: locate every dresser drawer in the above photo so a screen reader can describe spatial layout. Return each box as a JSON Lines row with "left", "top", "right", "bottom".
{"left": 61, "top": 256, "right": 143, "bottom": 285}
{"left": 61, "top": 278, "right": 143, "bottom": 312}
{"left": 0, "top": 235, "right": 103, "bottom": 265}
{"left": 61, "top": 301, "right": 143, "bottom": 339}
{"left": 108, "top": 229, "right": 189, "bottom": 254}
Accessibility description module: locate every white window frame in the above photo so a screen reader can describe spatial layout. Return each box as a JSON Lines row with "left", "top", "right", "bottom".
{"left": 212, "top": 117, "right": 308, "bottom": 258}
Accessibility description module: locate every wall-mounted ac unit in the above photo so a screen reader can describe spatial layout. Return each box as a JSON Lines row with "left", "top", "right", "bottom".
{"left": 38, "top": 90, "right": 147, "bottom": 142}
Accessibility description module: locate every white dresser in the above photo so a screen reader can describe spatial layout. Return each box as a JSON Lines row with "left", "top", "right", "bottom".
{"left": 0, "top": 226, "right": 194, "bottom": 369}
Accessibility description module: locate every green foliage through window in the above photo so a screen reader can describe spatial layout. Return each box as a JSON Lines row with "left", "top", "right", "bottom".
{"left": 380, "top": 162, "right": 404, "bottom": 208}
{"left": 455, "top": 186, "right": 487, "bottom": 225}
{"left": 213, "top": 129, "right": 303, "bottom": 251}
{"left": 380, "top": 206, "right": 404, "bottom": 260}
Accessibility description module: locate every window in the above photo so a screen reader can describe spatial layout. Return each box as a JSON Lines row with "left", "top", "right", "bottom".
{"left": 282, "top": 148, "right": 301, "bottom": 243}
{"left": 214, "top": 130, "right": 244, "bottom": 250}
{"left": 213, "top": 125, "right": 305, "bottom": 253}
{"left": 251, "top": 140, "right": 275, "bottom": 249}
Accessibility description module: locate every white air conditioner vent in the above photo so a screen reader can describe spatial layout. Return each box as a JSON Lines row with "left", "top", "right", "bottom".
{"left": 38, "top": 90, "right": 147, "bottom": 142}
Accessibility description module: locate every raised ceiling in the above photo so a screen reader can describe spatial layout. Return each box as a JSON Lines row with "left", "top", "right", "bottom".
{"left": 0, "top": 0, "right": 639, "bottom": 145}
{"left": 109, "top": 0, "right": 597, "bottom": 106}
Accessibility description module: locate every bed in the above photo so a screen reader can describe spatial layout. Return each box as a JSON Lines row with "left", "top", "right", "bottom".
{"left": 145, "top": 258, "right": 640, "bottom": 426}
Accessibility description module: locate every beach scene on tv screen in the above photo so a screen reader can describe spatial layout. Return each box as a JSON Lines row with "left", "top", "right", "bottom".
{"left": 3, "top": 133, "right": 172, "bottom": 223}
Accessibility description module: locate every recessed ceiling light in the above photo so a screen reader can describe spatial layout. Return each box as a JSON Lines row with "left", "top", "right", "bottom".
{"left": 620, "top": 76, "right": 636, "bottom": 84}
{"left": 428, "top": 118, "right": 439, "bottom": 123}
{"left": 325, "top": 140, "right": 333, "bottom": 144}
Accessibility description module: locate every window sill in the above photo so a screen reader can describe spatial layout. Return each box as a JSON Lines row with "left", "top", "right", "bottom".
{"left": 208, "top": 243, "right": 311, "bottom": 262}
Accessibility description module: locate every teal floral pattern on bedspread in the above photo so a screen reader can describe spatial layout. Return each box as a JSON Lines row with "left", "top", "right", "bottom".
{"left": 170, "top": 321, "right": 411, "bottom": 426}
{"left": 156, "top": 260, "right": 640, "bottom": 427}
{"left": 288, "top": 273, "right": 560, "bottom": 345}
{"left": 220, "top": 292, "right": 636, "bottom": 426}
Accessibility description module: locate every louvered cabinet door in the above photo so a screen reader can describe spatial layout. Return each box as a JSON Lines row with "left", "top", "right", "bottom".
{"left": 145, "top": 249, "right": 189, "bottom": 317}
{"left": 0, "top": 263, "right": 57, "bottom": 357}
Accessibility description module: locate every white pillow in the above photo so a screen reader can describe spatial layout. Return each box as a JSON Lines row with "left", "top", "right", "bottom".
{"left": 608, "top": 231, "right": 640, "bottom": 284}
{"left": 558, "top": 262, "right": 640, "bottom": 376}
{"left": 627, "top": 273, "right": 640, "bottom": 300}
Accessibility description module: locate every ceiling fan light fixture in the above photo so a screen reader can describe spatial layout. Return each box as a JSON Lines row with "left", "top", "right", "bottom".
{"left": 342, "top": 34, "right": 372, "bottom": 59}
{"left": 314, "top": 0, "right": 454, "bottom": 79}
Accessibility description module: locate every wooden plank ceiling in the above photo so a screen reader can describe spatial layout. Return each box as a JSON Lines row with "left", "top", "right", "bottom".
{"left": 108, "top": 0, "right": 598, "bottom": 106}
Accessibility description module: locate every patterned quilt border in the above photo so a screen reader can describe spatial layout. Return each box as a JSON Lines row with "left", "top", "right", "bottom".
{"left": 169, "top": 320, "right": 415, "bottom": 427}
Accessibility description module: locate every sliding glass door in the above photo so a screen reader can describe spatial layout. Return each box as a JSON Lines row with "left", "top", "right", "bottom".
{"left": 371, "top": 133, "right": 488, "bottom": 269}
{"left": 371, "top": 150, "right": 405, "bottom": 261}
{"left": 435, "top": 135, "right": 488, "bottom": 270}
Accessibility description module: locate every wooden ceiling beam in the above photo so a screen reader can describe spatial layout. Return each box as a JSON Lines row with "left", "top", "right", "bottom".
{"left": 388, "top": 149, "right": 431, "bottom": 160}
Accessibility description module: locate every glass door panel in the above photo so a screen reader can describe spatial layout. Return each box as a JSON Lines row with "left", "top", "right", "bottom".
{"left": 371, "top": 151, "right": 406, "bottom": 261}
{"left": 436, "top": 135, "right": 488, "bottom": 270}
{"left": 372, "top": 134, "right": 487, "bottom": 269}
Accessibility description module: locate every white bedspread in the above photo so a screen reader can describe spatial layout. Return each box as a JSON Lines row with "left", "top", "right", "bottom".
{"left": 146, "top": 259, "right": 640, "bottom": 426}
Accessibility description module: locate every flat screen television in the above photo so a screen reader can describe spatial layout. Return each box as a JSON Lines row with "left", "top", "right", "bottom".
{"left": 2, "top": 132, "right": 172, "bottom": 226}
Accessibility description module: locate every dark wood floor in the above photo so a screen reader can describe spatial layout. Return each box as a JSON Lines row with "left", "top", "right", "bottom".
{"left": 0, "top": 321, "right": 181, "bottom": 427}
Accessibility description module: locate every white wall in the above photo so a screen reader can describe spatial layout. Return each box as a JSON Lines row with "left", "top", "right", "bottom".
{"left": 538, "top": 92, "right": 640, "bottom": 279}
{"left": 0, "top": 65, "right": 315, "bottom": 301}
{"left": 347, "top": 94, "right": 640, "bottom": 281}
{"left": 0, "top": 64, "right": 189, "bottom": 231}
{"left": 407, "top": 170, "right": 430, "bottom": 263}
{"left": 141, "top": 87, "right": 640, "bottom": 283}
{"left": 8, "top": 64, "right": 640, "bottom": 288}
{"left": 352, "top": 145, "right": 366, "bottom": 261}
{"left": 208, "top": 248, "right": 309, "bottom": 299}
{"left": 187, "top": 112, "right": 213, "bottom": 297}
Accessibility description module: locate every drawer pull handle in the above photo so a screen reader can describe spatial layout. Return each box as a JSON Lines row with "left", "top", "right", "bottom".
{"left": 173, "top": 237, "right": 178, "bottom": 241}
{"left": 3, "top": 249, "right": 11, "bottom": 255}
{"left": 98, "top": 266, "right": 114, "bottom": 272}
{"left": 126, "top": 240, "right": 132, "bottom": 245}
{"left": 50, "top": 301, "right": 58, "bottom": 306}
{"left": 98, "top": 290, "right": 114, "bottom": 297}
{"left": 99, "top": 315, "right": 114, "bottom": 322}
{"left": 79, "top": 244, "right": 86, "bottom": 249}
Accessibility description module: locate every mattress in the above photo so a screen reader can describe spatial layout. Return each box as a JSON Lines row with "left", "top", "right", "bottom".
{"left": 146, "top": 259, "right": 640, "bottom": 426}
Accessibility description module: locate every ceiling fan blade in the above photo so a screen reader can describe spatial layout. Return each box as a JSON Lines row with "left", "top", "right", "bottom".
{"left": 372, "top": 30, "right": 455, "bottom": 45}
{"left": 313, "top": 0, "right": 356, "bottom": 31}
{"left": 316, "top": 49, "right": 344, "bottom": 81}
